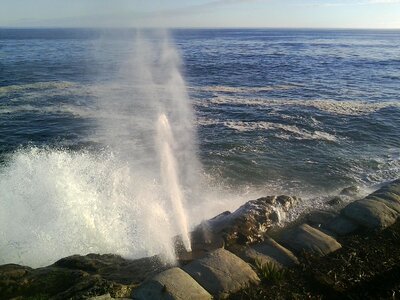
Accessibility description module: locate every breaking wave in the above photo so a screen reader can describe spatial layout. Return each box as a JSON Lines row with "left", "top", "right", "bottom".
{"left": 201, "top": 96, "right": 400, "bottom": 116}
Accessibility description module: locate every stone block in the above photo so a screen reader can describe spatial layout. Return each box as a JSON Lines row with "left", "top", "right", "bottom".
{"left": 342, "top": 199, "right": 398, "bottom": 230}
{"left": 182, "top": 248, "right": 260, "bottom": 299}
{"left": 252, "top": 237, "right": 299, "bottom": 267}
{"left": 327, "top": 216, "right": 359, "bottom": 236}
{"left": 133, "top": 267, "right": 212, "bottom": 300}
{"left": 279, "top": 224, "right": 342, "bottom": 256}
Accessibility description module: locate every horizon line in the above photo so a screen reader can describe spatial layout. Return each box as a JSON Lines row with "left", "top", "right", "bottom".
{"left": 1, "top": 26, "right": 400, "bottom": 31}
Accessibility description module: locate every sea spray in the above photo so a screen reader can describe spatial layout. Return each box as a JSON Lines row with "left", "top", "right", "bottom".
{"left": 0, "top": 148, "right": 177, "bottom": 266}
{"left": 0, "top": 30, "right": 199, "bottom": 267}
{"left": 157, "top": 114, "right": 192, "bottom": 251}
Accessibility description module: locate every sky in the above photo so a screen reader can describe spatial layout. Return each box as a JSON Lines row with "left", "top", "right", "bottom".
{"left": 1, "top": 0, "right": 400, "bottom": 29}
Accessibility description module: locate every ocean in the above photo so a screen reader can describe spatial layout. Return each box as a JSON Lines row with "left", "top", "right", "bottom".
{"left": 1, "top": 28, "right": 399, "bottom": 266}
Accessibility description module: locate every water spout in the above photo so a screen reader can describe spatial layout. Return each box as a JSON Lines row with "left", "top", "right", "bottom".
{"left": 157, "top": 113, "right": 192, "bottom": 252}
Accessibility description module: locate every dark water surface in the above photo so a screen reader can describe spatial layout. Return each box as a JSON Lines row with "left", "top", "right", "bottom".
{"left": 1, "top": 28, "right": 399, "bottom": 194}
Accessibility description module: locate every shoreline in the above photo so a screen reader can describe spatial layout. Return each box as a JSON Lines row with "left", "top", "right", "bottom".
{"left": 1, "top": 179, "right": 400, "bottom": 299}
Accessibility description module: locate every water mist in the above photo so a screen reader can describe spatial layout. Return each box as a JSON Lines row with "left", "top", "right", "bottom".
{"left": 0, "top": 30, "right": 198, "bottom": 267}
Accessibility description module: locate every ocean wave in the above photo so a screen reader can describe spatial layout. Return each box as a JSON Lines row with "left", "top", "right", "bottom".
{"left": 0, "top": 148, "right": 180, "bottom": 267}
{"left": 197, "top": 117, "right": 338, "bottom": 142}
{"left": 224, "top": 121, "right": 338, "bottom": 142}
{"left": 0, "top": 104, "right": 97, "bottom": 119}
{"left": 204, "top": 96, "right": 400, "bottom": 116}
{"left": 0, "top": 81, "right": 76, "bottom": 96}
{"left": 191, "top": 84, "right": 301, "bottom": 94}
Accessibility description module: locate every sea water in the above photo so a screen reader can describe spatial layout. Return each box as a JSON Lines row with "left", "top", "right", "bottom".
{"left": 0, "top": 28, "right": 399, "bottom": 267}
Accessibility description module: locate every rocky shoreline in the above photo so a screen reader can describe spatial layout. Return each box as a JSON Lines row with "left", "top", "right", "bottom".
{"left": 1, "top": 179, "right": 400, "bottom": 299}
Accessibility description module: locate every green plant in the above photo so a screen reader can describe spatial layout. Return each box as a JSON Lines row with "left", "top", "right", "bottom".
{"left": 254, "top": 259, "right": 286, "bottom": 283}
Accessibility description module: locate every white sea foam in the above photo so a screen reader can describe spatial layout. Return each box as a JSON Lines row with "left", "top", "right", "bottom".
{"left": 0, "top": 81, "right": 76, "bottom": 96}
{"left": 192, "top": 84, "right": 301, "bottom": 94}
{"left": 0, "top": 148, "right": 177, "bottom": 267}
{"left": 198, "top": 118, "right": 338, "bottom": 142}
{"left": 205, "top": 96, "right": 400, "bottom": 116}
{"left": 0, "top": 104, "right": 96, "bottom": 118}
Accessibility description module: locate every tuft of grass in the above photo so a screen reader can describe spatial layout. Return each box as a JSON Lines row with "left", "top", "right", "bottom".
{"left": 254, "top": 259, "right": 286, "bottom": 284}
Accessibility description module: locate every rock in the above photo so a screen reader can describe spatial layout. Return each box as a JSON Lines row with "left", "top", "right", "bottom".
{"left": 133, "top": 267, "right": 212, "bottom": 300}
{"left": 340, "top": 186, "right": 360, "bottom": 197}
{"left": 89, "top": 294, "right": 115, "bottom": 300}
{"left": 182, "top": 248, "right": 260, "bottom": 299}
{"left": 377, "top": 179, "right": 400, "bottom": 195}
{"left": 197, "top": 195, "right": 300, "bottom": 246}
{"left": 366, "top": 195, "right": 400, "bottom": 214}
{"left": 306, "top": 210, "right": 338, "bottom": 227}
{"left": 236, "top": 247, "right": 277, "bottom": 267}
{"left": 372, "top": 191, "right": 400, "bottom": 203}
{"left": 251, "top": 237, "right": 299, "bottom": 267}
{"left": 342, "top": 199, "right": 398, "bottom": 230}
{"left": 327, "top": 196, "right": 343, "bottom": 206}
{"left": 176, "top": 223, "right": 225, "bottom": 264}
{"left": 54, "top": 253, "right": 169, "bottom": 285}
{"left": 0, "top": 264, "right": 127, "bottom": 299}
{"left": 327, "top": 216, "right": 359, "bottom": 236}
{"left": 279, "top": 224, "right": 342, "bottom": 256}
{"left": 0, "top": 254, "right": 170, "bottom": 299}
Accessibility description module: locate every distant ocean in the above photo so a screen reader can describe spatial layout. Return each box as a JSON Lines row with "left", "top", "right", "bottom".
{"left": 1, "top": 28, "right": 399, "bottom": 266}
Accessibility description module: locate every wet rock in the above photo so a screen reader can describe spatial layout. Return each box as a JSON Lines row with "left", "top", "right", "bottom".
{"left": 133, "top": 267, "right": 212, "bottom": 300}
{"left": 0, "top": 254, "right": 171, "bottom": 299}
{"left": 54, "top": 253, "right": 169, "bottom": 285}
{"left": 197, "top": 195, "right": 300, "bottom": 246}
{"left": 279, "top": 224, "right": 342, "bottom": 256}
{"left": 176, "top": 224, "right": 225, "bottom": 264}
{"left": 182, "top": 248, "right": 260, "bottom": 299}
{"left": 377, "top": 179, "right": 400, "bottom": 195}
{"left": 0, "top": 264, "right": 127, "bottom": 299}
{"left": 327, "top": 196, "right": 343, "bottom": 206}
{"left": 327, "top": 216, "right": 359, "bottom": 236}
{"left": 342, "top": 199, "right": 398, "bottom": 230}
{"left": 340, "top": 186, "right": 360, "bottom": 197}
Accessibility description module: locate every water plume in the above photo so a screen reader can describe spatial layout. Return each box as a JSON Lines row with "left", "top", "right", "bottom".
{"left": 157, "top": 114, "right": 191, "bottom": 252}
{"left": 0, "top": 29, "right": 199, "bottom": 267}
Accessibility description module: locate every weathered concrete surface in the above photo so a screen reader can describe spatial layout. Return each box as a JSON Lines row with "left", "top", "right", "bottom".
{"left": 182, "top": 248, "right": 260, "bottom": 299}
{"left": 342, "top": 199, "right": 398, "bottom": 230}
{"left": 196, "top": 195, "right": 300, "bottom": 247}
{"left": 279, "top": 224, "right": 342, "bottom": 256}
{"left": 133, "top": 267, "right": 212, "bottom": 300}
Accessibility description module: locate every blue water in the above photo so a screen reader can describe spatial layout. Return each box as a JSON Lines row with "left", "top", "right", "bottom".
{"left": 1, "top": 28, "right": 399, "bottom": 195}
{"left": 1, "top": 28, "right": 400, "bottom": 267}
